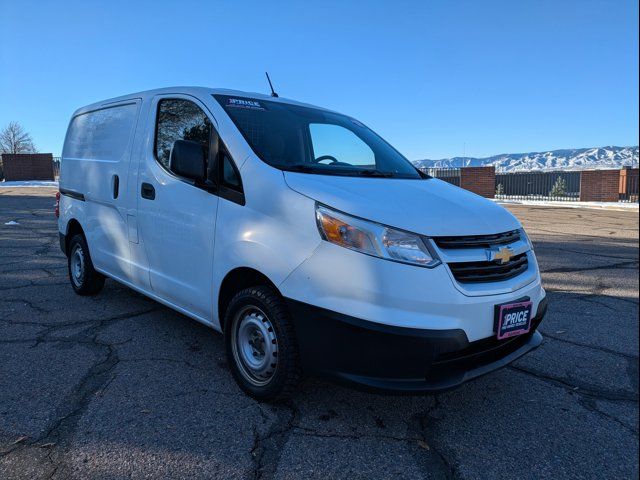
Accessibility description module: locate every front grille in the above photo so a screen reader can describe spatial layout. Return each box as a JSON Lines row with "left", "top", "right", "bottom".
{"left": 448, "top": 253, "right": 528, "bottom": 283}
{"left": 433, "top": 230, "right": 521, "bottom": 249}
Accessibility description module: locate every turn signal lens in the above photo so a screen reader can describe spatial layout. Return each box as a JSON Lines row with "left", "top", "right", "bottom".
{"left": 315, "top": 204, "right": 440, "bottom": 267}
{"left": 316, "top": 206, "right": 377, "bottom": 255}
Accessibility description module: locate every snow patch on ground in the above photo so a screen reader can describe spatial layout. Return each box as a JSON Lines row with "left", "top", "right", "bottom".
{"left": 0, "top": 180, "right": 59, "bottom": 187}
{"left": 494, "top": 198, "right": 638, "bottom": 211}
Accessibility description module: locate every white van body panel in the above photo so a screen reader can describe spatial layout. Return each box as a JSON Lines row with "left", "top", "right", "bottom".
{"left": 283, "top": 173, "right": 520, "bottom": 237}
{"left": 60, "top": 99, "right": 141, "bottom": 282}
{"left": 58, "top": 86, "right": 547, "bottom": 392}
{"left": 125, "top": 98, "right": 152, "bottom": 290}
{"left": 211, "top": 157, "right": 321, "bottom": 328}
{"left": 279, "top": 241, "right": 545, "bottom": 342}
{"left": 135, "top": 94, "right": 220, "bottom": 321}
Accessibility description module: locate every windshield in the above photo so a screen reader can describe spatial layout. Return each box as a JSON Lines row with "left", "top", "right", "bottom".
{"left": 214, "top": 95, "right": 423, "bottom": 179}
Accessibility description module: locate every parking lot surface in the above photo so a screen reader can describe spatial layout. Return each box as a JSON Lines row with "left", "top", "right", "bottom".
{"left": 1, "top": 187, "right": 638, "bottom": 479}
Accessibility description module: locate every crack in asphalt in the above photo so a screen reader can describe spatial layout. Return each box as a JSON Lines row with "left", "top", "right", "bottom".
{"left": 0, "top": 307, "right": 156, "bottom": 476}
{"left": 509, "top": 365, "right": 638, "bottom": 403}
{"left": 410, "top": 396, "right": 458, "bottom": 480}
{"left": 541, "top": 260, "right": 639, "bottom": 274}
{"left": 578, "top": 397, "right": 639, "bottom": 438}
{"left": 550, "top": 246, "right": 639, "bottom": 261}
{"left": 544, "top": 287, "right": 639, "bottom": 307}
{"left": 290, "top": 427, "right": 418, "bottom": 443}
{"left": 0, "top": 257, "right": 42, "bottom": 267}
{"left": 119, "top": 356, "right": 223, "bottom": 373}
{"left": 6, "top": 298, "right": 52, "bottom": 314}
{"left": 247, "top": 398, "right": 461, "bottom": 480}
{"left": 0, "top": 280, "right": 69, "bottom": 292}
{"left": 0, "top": 265, "right": 65, "bottom": 279}
{"left": 250, "top": 402, "right": 298, "bottom": 480}
{"left": 541, "top": 331, "right": 639, "bottom": 360}
{"left": 574, "top": 293, "right": 632, "bottom": 312}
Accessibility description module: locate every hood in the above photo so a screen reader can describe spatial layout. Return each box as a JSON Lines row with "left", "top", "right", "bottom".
{"left": 283, "top": 173, "right": 520, "bottom": 237}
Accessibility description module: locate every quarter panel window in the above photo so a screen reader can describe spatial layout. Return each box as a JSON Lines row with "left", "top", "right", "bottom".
{"left": 64, "top": 103, "right": 138, "bottom": 161}
{"left": 222, "top": 154, "right": 241, "bottom": 191}
{"left": 155, "top": 99, "right": 212, "bottom": 170}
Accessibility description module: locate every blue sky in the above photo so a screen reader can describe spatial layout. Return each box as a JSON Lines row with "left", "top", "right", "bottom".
{"left": 0, "top": 0, "right": 638, "bottom": 159}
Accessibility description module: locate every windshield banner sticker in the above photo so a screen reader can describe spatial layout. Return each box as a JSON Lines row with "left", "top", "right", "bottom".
{"left": 227, "top": 98, "right": 266, "bottom": 110}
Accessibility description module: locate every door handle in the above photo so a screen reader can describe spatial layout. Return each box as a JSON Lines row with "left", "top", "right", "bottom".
{"left": 113, "top": 175, "right": 119, "bottom": 199}
{"left": 141, "top": 182, "right": 155, "bottom": 200}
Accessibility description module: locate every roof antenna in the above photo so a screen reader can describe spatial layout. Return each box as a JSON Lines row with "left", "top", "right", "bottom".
{"left": 265, "top": 72, "right": 279, "bottom": 98}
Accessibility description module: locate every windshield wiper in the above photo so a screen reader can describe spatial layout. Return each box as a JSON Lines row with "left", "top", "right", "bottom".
{"left": 352, "top": 170, "right": 395, "bottom": 178}
{"left": 284, "top": 164, "right": 351, "bottom": 176}
{"left": 283, "top": 164, "right": 396, "bottom": 177}
{"left": 284, "top": 164, "right": 317, "bottom": 173}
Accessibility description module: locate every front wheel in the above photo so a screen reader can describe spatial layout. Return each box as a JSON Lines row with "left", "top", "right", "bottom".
{"left": 67, "top": 234, "right": 105, "bottom": 295}
{"left": 224, "top": 286, "right": 301, "bottom": 401}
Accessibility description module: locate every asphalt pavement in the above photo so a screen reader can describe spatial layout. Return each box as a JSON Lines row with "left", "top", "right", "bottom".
{"left": 0, "top": 187, "right": 638, "bottom": 479}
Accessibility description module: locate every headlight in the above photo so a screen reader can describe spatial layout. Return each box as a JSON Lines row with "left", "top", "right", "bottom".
{"left": 315, "top": 204, "right": 440, "bottom": 267}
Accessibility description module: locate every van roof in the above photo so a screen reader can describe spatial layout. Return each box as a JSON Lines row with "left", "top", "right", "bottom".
{"left": 72, "top": 87, "right": 332, "bottom": 117}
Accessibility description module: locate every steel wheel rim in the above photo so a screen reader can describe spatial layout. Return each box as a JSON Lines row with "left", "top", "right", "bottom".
{"left": 231, "top": 305, "right": 278, "bottom": 386}
{"left": 70, "top": 244, "right": 85, "bottom": 287}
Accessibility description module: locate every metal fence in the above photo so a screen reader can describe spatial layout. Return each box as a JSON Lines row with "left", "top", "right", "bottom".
{"left": 52, "top": 157, "right": 61, "bottom": 180}
{"left": 495, "top": 170, "right": 581, "bottom": 201}
{"left": 420, "top": 167, "right": 461, "bottom": 186}
{"left": 620, "top": 171, "right": 639, "bottom": 203}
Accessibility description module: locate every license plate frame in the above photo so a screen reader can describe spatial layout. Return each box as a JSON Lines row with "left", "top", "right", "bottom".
{"left": 494, "top": 298, "right": 533, "bottom": 340}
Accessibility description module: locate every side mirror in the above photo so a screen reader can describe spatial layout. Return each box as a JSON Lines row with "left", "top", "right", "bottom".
{"left": 169, "top": 140, "right": 206, "bottom": 181}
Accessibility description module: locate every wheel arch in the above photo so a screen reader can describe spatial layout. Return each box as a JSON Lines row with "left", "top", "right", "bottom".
{"left": 64, "top": 218, "right": 85, "bottom": 256}
{"left": 217, "top": 267, "right": 281, "bottom": 332}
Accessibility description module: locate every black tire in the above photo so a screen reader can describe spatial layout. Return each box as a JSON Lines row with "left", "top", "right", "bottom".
{"left": 67, "top": 234, "right": 105, "bottom": 296}
{"left": 224, "top": 286, "right": 302, "bottom": 401}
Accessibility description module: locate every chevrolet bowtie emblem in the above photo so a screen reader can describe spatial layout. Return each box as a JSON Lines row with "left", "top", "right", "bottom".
{"left": 490, "top": 246, "right": 514, "bottom": 264}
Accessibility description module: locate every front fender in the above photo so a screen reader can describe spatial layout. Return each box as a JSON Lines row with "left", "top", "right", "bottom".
{"left": 211, "top": 159, "right": 322, "bottom": 327}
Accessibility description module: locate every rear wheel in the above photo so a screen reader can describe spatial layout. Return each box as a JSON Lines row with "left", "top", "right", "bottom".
{"left": 67, "top": 234, "right": 105, "bottom": 295}
{"left": 224, "top": 286, "right": 301, "bottom": 401}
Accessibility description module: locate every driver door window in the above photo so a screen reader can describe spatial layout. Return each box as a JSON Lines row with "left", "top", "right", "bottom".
{"left": 155, "top": 99, "right": 212, "bottom": 172}
{"left": 309, "top": 123, "right": 375, "bottom": 167}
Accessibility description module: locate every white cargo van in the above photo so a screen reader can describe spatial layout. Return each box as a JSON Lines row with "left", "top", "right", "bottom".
{"left": 57, "top": 87, "right": 547, "bottom": 400}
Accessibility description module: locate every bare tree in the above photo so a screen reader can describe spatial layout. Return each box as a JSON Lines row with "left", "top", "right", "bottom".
{"left": 0, "top": 122, "right": 37, "bottom": 154}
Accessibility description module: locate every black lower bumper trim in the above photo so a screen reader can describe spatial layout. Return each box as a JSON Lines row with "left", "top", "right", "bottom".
{"left": 286, "top": 296, "right": 547, "bottom": 394}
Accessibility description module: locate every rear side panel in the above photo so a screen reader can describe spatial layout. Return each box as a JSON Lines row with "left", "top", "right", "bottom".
{"left": 59, "top": 100, "right": 141, "bottom": 281}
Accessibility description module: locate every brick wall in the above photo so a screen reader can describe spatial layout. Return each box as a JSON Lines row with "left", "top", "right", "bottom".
{"left": 460, "top": 166, "right": 495, "bottom": 198}
{"left": 579, "top": 169, "right": 621, "bottom": 202}
{"left": 1, "top": 154, "right": 54, "bottom": 181}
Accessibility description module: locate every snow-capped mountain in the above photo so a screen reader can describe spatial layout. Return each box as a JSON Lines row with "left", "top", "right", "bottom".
{"left": 413, "top": 146, "right": 639, "bottom": 172}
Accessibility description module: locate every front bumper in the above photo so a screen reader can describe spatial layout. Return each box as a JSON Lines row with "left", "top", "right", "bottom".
{"left": 286, "top": 296, "right": 547, "bottom": 393}
{"left": 279, "top": 240, "right": 545, "bottom": 342}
